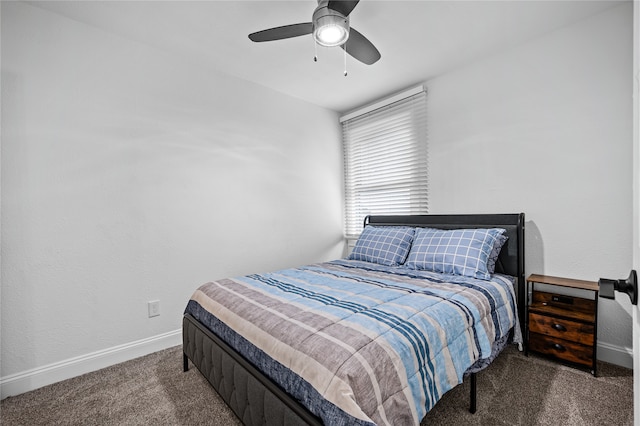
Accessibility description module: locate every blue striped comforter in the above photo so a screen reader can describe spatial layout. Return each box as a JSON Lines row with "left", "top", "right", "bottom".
{"left": 185, "top": 259, "right": 520, "bottom": 425}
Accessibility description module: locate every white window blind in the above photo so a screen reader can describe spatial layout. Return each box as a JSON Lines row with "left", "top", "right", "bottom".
{"left": 342, "top": 87, "right": 428, "bottom": 238}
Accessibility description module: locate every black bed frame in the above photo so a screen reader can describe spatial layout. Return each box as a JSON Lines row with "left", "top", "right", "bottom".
{"left": 183, "top": 213, "right": 525, "bottom": 425}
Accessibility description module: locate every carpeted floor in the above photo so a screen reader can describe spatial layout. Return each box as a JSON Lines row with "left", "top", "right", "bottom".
{"left": 1, "top": 344, "right": 633, "bottom": 425}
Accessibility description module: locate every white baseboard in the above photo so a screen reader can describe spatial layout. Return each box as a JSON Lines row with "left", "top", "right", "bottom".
{"left": 0, "top": 329, "right": 182, "bottom": 399}
{"left": 597, "top": 341, "right": 633, "bottom": 369}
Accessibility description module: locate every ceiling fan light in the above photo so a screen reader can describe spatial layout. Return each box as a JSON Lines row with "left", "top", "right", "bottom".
{"left": 316, "top": 25, "right": 347, "bottom": 46}
{"left": 313, "top": 11, "right": 349, "bottom": 47}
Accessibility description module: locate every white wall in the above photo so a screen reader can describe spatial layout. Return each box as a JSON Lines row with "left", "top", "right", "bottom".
{"left": 427, "top": 3, "right": 634, "bottom": 365}
{"left": 0, "top": 1, "right": 344, "bottom": 391}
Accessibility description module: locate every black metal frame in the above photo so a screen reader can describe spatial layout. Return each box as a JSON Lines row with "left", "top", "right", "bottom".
{"left": 183, "top": 213, "right": 525, "bottom": 424}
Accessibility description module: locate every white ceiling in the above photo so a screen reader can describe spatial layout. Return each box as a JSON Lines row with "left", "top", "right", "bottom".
{"left": 29, "top": 0, "right": 623, "bottom": 113}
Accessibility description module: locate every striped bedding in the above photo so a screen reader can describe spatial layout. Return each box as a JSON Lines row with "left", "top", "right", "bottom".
{"left": 185, "top": 259, "right": 521, "bottom": 425}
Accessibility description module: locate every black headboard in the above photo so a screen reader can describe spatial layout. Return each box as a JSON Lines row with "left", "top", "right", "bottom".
{"left": 364, "top": 213, "right": 526, "bottom": 326}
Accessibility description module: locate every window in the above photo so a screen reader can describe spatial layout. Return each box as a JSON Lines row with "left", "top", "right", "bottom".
{"left": 341, "top": 86, "right": 428, "bottom": 238}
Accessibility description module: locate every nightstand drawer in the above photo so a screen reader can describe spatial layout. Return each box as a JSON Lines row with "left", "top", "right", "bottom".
{"left": 528, "top": 313, "right": 594, "bottom": 345}
{"left": 528, "top": 333, "right": 593, "bottom": 367}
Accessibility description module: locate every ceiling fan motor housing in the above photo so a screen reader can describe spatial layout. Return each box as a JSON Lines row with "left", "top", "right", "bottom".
{"left": 313, "top": 2, "right": 350, "bottom": 47}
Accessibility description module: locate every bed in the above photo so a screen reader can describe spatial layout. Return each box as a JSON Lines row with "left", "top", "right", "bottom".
{"left": 183, "top": 213, "right": 525, "bottom": 425}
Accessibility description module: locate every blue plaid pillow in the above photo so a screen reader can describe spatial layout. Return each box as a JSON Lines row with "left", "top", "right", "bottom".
{"left": 405, "top": 228, "right": 506, "bottom": 280}
{"left": 349, "top": 226, "right": 415, "bottom": 266}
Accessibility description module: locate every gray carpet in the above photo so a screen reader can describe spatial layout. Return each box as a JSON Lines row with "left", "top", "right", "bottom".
{"left": 1, "top": 345, "right": 633, "bottom": 425}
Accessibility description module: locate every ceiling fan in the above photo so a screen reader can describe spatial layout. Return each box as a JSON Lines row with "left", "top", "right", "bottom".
{"left": 248, "top": 0, "right": 381, "bottom": 66}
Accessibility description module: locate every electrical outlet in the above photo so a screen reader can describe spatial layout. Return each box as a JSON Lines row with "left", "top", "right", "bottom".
{"left": 148, "top": 300, "right": 160, "bottom": 318}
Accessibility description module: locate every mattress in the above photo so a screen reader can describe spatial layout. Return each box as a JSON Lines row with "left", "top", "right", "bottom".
{"left": 184, "top": 259, "right": 521, "bottom": 425}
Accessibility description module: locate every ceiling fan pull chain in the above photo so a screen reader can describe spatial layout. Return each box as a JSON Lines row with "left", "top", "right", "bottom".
{"left": 344, "top": 46, "right": 348, "bottom": 76}
{"left": 314, "top": 40, "right": 318, "bottom": 62}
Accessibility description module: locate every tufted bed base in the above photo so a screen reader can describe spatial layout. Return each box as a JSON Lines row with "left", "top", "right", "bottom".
{"left": 183, "top": 313, "right": 323, "bottom": 426}
{"left": 183, "top": 313, "right": 484, "bottom": 424}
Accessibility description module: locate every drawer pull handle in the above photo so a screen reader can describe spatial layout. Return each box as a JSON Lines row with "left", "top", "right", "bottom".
{"left": 551, "top": 343, "right": 566, "bottom": 352}
{"left": 552, "top": 323, "right": 567, "bottom": 332}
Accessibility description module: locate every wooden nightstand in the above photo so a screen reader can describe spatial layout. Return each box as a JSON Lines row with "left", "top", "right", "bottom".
{"left": 525, "top": 274, "right": 599, "bottom": 375}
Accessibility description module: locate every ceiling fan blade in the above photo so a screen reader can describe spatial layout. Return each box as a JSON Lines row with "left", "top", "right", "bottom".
{"left": 341, "top": 27, "right": 381, "bottom": 65}
{"left": 249, "top": 23, "right": 313, "bottom": 42}
{"left": 328, "top": 0, "right": 360, "bottom": 17}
